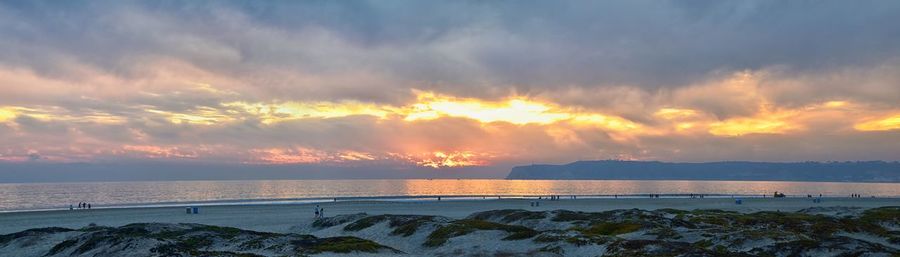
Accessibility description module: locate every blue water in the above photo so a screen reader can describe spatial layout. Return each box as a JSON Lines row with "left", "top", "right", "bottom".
{"left": 0, "top": 179, "right": 898, "bottom": 212}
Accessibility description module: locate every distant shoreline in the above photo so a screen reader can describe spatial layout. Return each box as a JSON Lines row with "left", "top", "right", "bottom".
{"left": 507, "top": 160, "right": 900, "bottom": 182}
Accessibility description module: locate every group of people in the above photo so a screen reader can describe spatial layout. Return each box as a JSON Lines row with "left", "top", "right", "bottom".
{"left": 314, "top": 204, "right": 325, "bottom": 219}
{"left": 689, "top": 194, "right": 704, "bottom": 198}
{"left": 850, "top": 194, "right": 863, "bottom": 198}
{"left": 70, "top": 202, "right": 92, "bottom": 210}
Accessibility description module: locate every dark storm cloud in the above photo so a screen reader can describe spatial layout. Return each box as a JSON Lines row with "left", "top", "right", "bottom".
{"left": 2, "top": 0, "right": 899, "bottom": 102}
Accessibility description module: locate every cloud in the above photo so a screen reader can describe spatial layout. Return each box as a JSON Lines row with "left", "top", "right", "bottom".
{"left": 0, "top": 1, "right": 899, "bottom": 169}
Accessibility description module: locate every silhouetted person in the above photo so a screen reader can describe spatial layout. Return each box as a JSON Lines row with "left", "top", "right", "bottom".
{"left": 88, "top": 203, "right": 91, "bottom": 209}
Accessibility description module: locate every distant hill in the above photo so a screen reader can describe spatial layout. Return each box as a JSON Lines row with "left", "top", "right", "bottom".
{"left": 506, "top": 160, "right": 900, "bottom": 182}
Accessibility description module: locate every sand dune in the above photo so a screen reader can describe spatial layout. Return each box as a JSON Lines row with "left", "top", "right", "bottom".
{"left": 1, "top": 197, "right": 898, "bottom": 256}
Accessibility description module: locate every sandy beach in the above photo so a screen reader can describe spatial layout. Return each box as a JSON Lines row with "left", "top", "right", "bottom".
{"left": 2, "top": 197, "right": 898, "bottom": 235}
{"left": 2, "top": 197, "right": 899, "bottom": 256}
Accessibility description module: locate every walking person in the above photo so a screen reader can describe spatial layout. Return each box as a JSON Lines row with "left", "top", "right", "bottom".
{"left": 314, "top": 205, "right": 320, "bottom": 219}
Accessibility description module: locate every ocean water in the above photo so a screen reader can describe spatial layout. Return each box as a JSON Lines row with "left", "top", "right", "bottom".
{"left": 0, "top": 179, "right": 898, "bottom": 212}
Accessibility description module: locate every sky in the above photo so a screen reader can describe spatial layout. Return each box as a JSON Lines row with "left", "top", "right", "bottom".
{"left": 1, "top": 1, "right": 900, "bottom": 178}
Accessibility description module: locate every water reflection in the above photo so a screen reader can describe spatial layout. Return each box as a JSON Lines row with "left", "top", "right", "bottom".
{"left": 0, "top": 179, "right": 897, "bottom": 211}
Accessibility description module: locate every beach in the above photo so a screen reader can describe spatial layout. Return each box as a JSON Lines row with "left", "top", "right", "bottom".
{"left": 3, "top": 197, "right": 900, "bottom": 256}
{"left": 2, "top": 197, "right": 898, "bottom": 235}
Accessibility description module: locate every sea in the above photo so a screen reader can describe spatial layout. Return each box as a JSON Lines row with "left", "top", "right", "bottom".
{"left": 1, "top": 179, "right": 898, "bottom": 212}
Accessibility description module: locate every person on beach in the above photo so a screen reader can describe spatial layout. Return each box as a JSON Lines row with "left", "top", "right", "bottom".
{"left": 88, "top": 203, "right": 91, "bottom": 209}
{"left": 320, "top": 208, "right": 324, "bottom": 217}
{"left": 314, "top": 205, "right": 320, "bottom": 218}
{"left": 70, "top": 204, "right": 73, "bottom": 210}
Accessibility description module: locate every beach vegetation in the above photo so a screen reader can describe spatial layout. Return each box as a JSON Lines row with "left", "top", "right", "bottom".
{"left": 5, "top": 207, "right": 900, "bottom": 256}
{"left": 575, "top": 221, "right": 642, "bottom": 236}
{"left": 0, "top": 227, "right": 73, "bottom": 245}
{"left": 860, "top": 206, "right": 900, "bottom": 223}
{"left": 658, "top": 208, "right": 690, "bottom": 215}
{"left": 469, "top": 209, "right": 547, "bottom": 222}
{"left": 388, "top": 216, "right": 436, "bottom": 236}
{"left": 193, "top": 251, "right": 266, "bottom": 257}
{"left": 293, "top": 236, "right": 398, "bottom": 254}
{"left": 538, "top": 245, "right": 564, "bottom": 254}
{"left": 47, "top": 239, "right": 78, "bottom": 255}
{"left": 424, "top": 219, "right": 537, "bottom": 247}
{"left": 239, "top": 238, "right": 266, "bottom": 250}
{"left": 693, "top": 239, "right": 713, "bottom": 248}
{"left": 342, "top": 214, "right": 437, "bottom": 236}
{"left": 313, "top": 213, "right": 366, "bottom": 228}
{"left": 649, "top": 227, "right": 681, "bottom": 239}
{"left": 533, "top": 231, "right": 567, "bottom": 243}
{"left": 552, "top": 210, "right": 610, "bottom": 222}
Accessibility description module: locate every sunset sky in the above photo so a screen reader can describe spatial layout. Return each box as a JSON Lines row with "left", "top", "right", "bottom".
{"left": 1, "top": 1, "right": 899, "bottom": 173}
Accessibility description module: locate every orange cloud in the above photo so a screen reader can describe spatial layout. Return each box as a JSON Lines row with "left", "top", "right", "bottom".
{"left": 855, "top": 114, "right": 900, "bottom": 131}
{"left": 2, "top": 69, "right": 900, "bottom": 167}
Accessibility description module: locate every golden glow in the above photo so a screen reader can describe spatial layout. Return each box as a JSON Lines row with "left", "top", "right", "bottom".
{"left": 707, "top": 105, "right": 800, "bottom": 136}
{"left": 146, "top": 108, "right": 230, "bottom": 125}
{"left": 855, "top": 114, "right": 900, "bottom": 131}
{"left": 824, "top": 101, "right": 849, "bottom": 108}
{"left": 676, "top": 122, "right": 695, "bottom": 131}
{"left": 709, "top": 118, "right": 793, "bottom": 136}
{"left": 404, "top": 91, "right": 640, "bottom": 132}
{"left": 224, "top": 101, "right": 391, "bottom": 124}
{"left": 405, "top": 92, "right": 569, "bottom": 124}
{"left": 0, "top": 106, "right": 125, "bottom": 124}
{"left": 654, "top": 108, "right": 699, "bottom": 119}
{"left": 416, "top": 151, "right": 487, "bottom": 168}
{"left": 217, "top": 91, "right": 642, "bottom": 133}
{"left": 0, "top": 107, "right": 16, "bottom": 122}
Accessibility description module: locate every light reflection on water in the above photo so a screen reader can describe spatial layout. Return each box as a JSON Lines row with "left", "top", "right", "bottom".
{"left": 0, "top": 179, "right": 897, "bottom": 211}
